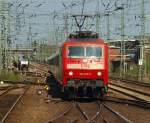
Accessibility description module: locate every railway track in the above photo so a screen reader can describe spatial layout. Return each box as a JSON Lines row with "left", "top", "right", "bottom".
{"left": 47, "top": 101, "right": 102, "bottom": 123}
{"left": 0, "top": 80, "right": 44, "bottom": 86}
{"left": 47, "top": 100, "right": 133, "bottom": 123}
{"left": 109, "top": 77, "right": 150, "bottom": 87}
{"left": 0, "top": 84, "right": 29, "bottom": 123}
{"left": 0, "top": 85, "right": 17, "bottom": 96}
{"left": 108, "top": 82, "right": 150, "bottom": 102}
{"left": 104, "top": 96, "right": 150, "bottom": 109}
{"left": 109, "top": 82, "right": 150, "bottom": 96}
{"left": 102, "top": 103, "right": 132, "bottom": 123}
{"left": 29, "top": 62, "right": 49, "bottom": 74}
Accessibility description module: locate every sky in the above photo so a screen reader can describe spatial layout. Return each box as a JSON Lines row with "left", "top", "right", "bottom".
{"left": 1, "top": 0, "right": 150, "bottom": 47}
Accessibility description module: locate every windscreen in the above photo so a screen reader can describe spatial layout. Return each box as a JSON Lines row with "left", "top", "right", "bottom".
{"left": 19, "top": 55, "right": 28, "bottom": 61}
{"left": 68, "top": 46, "right": 102, "bottom": 58}
{"left": 86, "top": 46, "right": 102, "bottom": 57}
{"left": 68, "top": 46, "right": 84, "bottom": 57}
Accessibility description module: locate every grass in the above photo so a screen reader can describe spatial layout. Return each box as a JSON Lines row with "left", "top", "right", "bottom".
{"left": 146, "top": 61, "right": 150, "bottom": 72}
{"left": 146, "top": 58, "right": 150, "bottom": 80}
{"left": 0, "top": 70, "right": 22, "bottom": 81}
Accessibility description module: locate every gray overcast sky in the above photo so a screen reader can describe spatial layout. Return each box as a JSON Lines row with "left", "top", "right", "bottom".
{"left": 3, "top": 0, "right": 150, "bottom": 46}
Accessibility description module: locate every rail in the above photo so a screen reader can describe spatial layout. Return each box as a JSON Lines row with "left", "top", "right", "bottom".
{"left": 0, "top": 85, "right": 30, "bottom": 123}
{"left": 104, "top": 96, "right": 150, "bottom": 109}
{"left": 46, "top": 100, "right": 133, "bottom": 123}
{"left": 109, "top": 82, "right": 150, "bottom": 96}
{"left": 109, "top": 76, "right": 150, "bottom": 87}
{"left": 102, "top": 103, "right": 133, "bottom": 123}
{"left": 47, "top": 103, "right": 74, "bottom": 123}
{"left": 108, "top": 83, "right": 150, "bottom": 102}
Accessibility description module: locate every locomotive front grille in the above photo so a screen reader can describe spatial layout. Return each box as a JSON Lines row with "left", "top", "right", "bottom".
{"left": 67, "top": 79, "right": 104, "bottom": 87}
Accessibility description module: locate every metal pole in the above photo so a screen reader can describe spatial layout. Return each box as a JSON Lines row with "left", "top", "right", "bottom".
{"left": 139, "top": 0, "right": 145, "bottom": 81}
{"left": 0, "top": 1, "right": 7, "bottom": 69}
{"left": 121, "top": 4, "right": 125, "bottom": 77}
{"left": 106, "top": 12, "right": 110, "bottom": 42}
{"left": 105, "top": 11, "right": 110, "bottom": 75}
{"left": 116, "top": 5, "right": 125, "bottom": 79}
{"left": 96, "top": 0, "right": 100, "bottom": 36}
{"left": 0, "top": 1, "right": 2, "bottom": 69}
{"left": 6, "top": 3, "right": 12, "bottom": 69}
{"left": 64, "top": 13, "right": 68, "bottom": 38}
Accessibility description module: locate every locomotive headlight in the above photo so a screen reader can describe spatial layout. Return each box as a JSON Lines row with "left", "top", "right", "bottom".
{"left": 69, "top": 71, "right": 73, "bottom": 76}
{"left": 97, "top": 72, "right": 102, "bottom": 76}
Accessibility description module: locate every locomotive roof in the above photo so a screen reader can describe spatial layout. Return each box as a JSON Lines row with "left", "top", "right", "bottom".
{"left": 61, "top": 31, "right": 107, "bottom": 46}
{"left": 68, "top": 31, "right": 99, "bottom": 39}
{"left": 63, "top": 38, "right": 106, "bottom": 47}
{"left": 65, "top": 38, "right": 104, "bottom": 42}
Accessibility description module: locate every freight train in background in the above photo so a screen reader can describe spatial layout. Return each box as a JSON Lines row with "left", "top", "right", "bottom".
{"left": 47, "top": 31, "right": 108, "bottom": 99}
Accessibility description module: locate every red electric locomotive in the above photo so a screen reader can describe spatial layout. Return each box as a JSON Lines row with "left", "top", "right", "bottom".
{"left": 48, "top": 31, "right": 108, "bottom": 98}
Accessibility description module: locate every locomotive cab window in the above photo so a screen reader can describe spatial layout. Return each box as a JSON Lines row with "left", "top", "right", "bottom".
{"left": 67, "top": 46, "right": 102, "bottom": 58}
{"left": 68, "top": 46, "right": 84, "bottom": 57}
{"left": 86, "top": 46, "right": 102, "bottom": 58}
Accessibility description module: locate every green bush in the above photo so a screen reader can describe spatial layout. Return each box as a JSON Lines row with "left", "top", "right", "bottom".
{"left": 0, "top": 70, "right": 22, "bottom": 81}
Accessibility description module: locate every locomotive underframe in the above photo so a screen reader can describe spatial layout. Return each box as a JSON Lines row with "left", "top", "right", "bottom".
{"left": 62, "top": 79, "right": 108, "bottom": 98}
